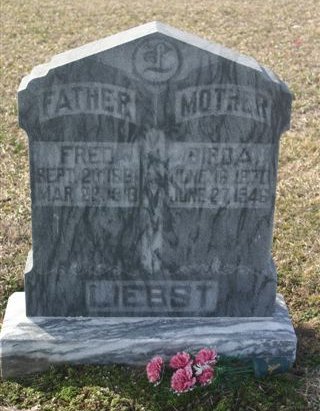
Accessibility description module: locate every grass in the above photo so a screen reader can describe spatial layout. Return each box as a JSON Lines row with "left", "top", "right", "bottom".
{"left": 0, "top": 0, "right": 319, "bottom": 409}
{"left": 0, "top": 362, "right": 308, "bottom": 411}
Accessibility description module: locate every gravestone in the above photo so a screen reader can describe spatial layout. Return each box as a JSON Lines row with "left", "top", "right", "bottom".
{"left": 0, "top": 22, "right": 296, "bottom": 377}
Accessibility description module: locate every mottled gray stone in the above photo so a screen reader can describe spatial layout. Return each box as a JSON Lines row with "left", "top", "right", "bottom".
{"left": 0, "top": 292, "right": 296, "bottom": 378}
{"left": 1, "top": 22, "right": 296, "bottom": 378}
{"left": 16, "top": 21, "right": 292, "bottom": 317}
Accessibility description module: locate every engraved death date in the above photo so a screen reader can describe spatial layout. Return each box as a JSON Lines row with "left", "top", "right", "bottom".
{"left": 32, "top": 141, "right": 275, "bottom": 208}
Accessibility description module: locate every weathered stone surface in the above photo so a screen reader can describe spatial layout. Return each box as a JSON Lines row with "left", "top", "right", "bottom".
{"left": 1, "top": 24, "right": 297, "bottom": 380}
{"left": 0, "top": 292, "right": 296, "bottom": 378}
{"left": 18, "top": 22, "right": 292, "bottom": 317}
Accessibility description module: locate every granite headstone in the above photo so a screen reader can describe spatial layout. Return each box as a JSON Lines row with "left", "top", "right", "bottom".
{"left": 0, "top": 22, "right": 296, "bottom": 378}
{"left": 18, "top": 22, "right": 290, "bottom": 317}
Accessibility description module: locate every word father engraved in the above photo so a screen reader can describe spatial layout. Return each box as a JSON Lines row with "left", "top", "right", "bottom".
{"left": 39, "top": 83, "right": 271, "bottom": 125}
{"left": 40, "top": 83, "right": 136, "bottom": 122}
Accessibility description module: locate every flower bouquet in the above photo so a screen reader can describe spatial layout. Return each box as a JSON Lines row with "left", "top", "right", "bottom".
{"left": 146, "top": 348, "right": 219, "bottom": 394}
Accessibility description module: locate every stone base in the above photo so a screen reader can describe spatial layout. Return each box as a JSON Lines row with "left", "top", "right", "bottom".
{"left": 0, "top": 292, "right": 296, "bottom": 378}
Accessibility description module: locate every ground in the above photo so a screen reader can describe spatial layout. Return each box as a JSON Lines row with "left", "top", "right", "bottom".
{"left": 0, "top": 0, "right": 319, "bottom": 410}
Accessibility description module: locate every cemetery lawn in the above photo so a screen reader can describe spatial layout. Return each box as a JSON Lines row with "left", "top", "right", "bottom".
{"left": 0, "top": 0, "right": 319, "bottom": 410}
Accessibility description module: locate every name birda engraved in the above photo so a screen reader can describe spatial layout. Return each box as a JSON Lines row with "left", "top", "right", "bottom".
{"left": 33, "top": 141, "right": 274, "bottom": 209}
{"left": 168, "top": 143, "right": 274, "bottom": 208}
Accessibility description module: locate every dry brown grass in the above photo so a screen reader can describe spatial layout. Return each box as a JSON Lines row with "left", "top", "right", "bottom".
{"left": 0, "top": 0, "right": 319, "bottom": 409}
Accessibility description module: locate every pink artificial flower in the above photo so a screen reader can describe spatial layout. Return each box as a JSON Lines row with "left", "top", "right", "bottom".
{"left": 195, "top": 348, "right": 217, "bottom": 366}
{"left": 169, "top": 352, "right": 192, "bottom": 369}
{"left": 171, "top": 364, "right": 196, "bottom": 393}
{"left": 146, "top": 356, "right": 164, "bottom": 385}
{"left": 197, "top": 366, "right": 214, "bottom": 386}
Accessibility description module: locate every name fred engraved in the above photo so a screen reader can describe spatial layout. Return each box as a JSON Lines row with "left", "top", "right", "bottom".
{"left": 33, "top": 142, "right": 139, "bottom": 206}
{"left": 32, "top": 141, "right": 274, "bottom": 208}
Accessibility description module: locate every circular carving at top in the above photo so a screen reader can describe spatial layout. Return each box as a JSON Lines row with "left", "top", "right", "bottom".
{"left": 133, "top": 38, "right": 181, "bottom": 83}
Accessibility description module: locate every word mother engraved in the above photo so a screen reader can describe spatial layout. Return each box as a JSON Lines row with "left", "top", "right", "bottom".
{"left": 176, "top": 85, "right": 271, "bottom": 124}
